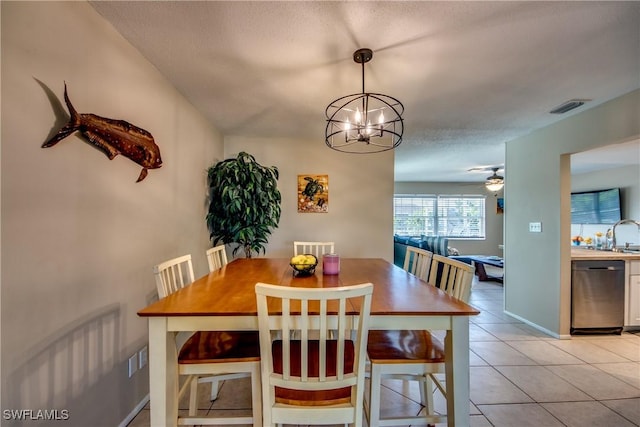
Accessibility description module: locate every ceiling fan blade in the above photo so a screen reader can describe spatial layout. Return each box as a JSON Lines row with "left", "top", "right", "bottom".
{"left": 467, "top": 165, "right": 504, "bottom": 172}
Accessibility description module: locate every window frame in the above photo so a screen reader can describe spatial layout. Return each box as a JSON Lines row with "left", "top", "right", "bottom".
{"left": 393, "top": 194, "right": 487, "bottom": 240}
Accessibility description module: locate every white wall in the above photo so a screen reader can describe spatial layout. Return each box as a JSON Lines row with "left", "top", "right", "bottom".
{"left": 505, "top": 89, "right": 640, "bottom": 337}
{"left": 224, "top": 136, "right": 394, "bottom": 261}
{"left": 1, "top": 2, "right": 222, "bottom": 425}
{"left": 394, "top": 182, "right": 504, "bottom": 256}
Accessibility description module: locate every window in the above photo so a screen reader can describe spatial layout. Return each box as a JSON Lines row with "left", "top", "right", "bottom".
{"left": 394, "top": 195, "right": 486, "bottom": 239}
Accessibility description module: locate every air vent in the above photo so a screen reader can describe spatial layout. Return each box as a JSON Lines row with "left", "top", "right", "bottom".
{"left": 549, "top": 99, "right": 590, "bottom": 114}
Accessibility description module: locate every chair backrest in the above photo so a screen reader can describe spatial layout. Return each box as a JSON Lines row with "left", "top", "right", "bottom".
{"left": 427, "top": 254, "right": 474, "bottom": 302}
{"left": 255, "top": 282, "right": 373, "bottom": 425}
{"left": 403, "top": 246, "right": 433, "bottom": 281}
{"left": 153, "top": 254, "right": 195, "bottom": 298}
{"left": 205, "top": 244, "right": 229, "bottom": 272}
{"left": 293, "top": 241, "right": 335, "bottom": 257}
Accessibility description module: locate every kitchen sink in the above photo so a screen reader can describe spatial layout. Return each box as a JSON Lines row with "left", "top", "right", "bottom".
{"left": 611, "top": 247, "right": 640, "bottom": 254}
{"left": 588, "top": 247, "right": 640, "bottom": 254}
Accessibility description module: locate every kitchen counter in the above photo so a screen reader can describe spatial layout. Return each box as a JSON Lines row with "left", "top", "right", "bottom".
{"left": 571, "top": 248, "right": 640, "bottom": 260}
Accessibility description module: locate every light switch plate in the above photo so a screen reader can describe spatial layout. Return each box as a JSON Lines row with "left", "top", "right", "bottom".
{"left": 529, "top": 222, "right": 542, "bottom": 233}
{"left": 139, "top": 346, "right": 148, "bottom": 369}
{"left": 128, "top": 354, "right": 138, "bottom": 378}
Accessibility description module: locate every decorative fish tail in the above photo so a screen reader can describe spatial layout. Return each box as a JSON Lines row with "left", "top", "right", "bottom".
{"left": 42, "top": 83, "right": 82, "bottom": 148}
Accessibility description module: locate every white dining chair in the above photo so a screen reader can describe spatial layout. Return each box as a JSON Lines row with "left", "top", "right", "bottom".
{"left": 427, "top": 254, "right": 475, "bottom": 302}
{"left": 153, "top": 254, "right": 261, "bottom": 426}
{"left": 366, "top": 255, "right": 474, "bottom": 427}
{"left": 403, "top": 246, "right": 433, "bottom": 281}
{"left": 293, "top": 241, "right": 335, "bottom": 257}
{"left": 255, "top": 282, "right": 373, "bottom": 427}
{"left": 206, "top": 244, "right": 228, "bottom": 272}
{"left": 154, "top": 254, "right": 195, "bottom": 299}
{"left": 204, "top": 244, "right": 257, "bottom": 402}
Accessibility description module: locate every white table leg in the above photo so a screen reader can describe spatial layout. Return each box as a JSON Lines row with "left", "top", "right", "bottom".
{"left": 445, "top": 316, "right": 470, "bottom": 427}
{"left": 149, "top": 317, "right": 178, "bottom": 427}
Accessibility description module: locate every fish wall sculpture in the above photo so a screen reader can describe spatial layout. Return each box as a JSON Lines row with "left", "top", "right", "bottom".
{"left": 42, "top": 83, "right": 162, "bottom": 182}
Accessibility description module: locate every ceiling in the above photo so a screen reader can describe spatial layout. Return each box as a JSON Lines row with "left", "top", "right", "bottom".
{"left": 90, "top": 1, "right": 640, "bottom": 182}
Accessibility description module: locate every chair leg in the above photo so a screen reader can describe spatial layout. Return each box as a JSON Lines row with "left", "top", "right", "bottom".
{"left": 425, "top": 375, "right": 435, "bottom": 415}
{"left": 423, "top": 373, "right": 445, "bottom": 427}
{"left": 188, "top": 376, "right": 198, "bottom": 416}
{"left": 418, "top": 375, "right": 427, "bottom": 405}
{"left": 250, "top": 363, "right": 262, "bottom": 427}
{"left": 209, "top": 378, "right": 221, "bottom": 400}
{"left": 368, "top": 363, "right": 382, "bottom": 427}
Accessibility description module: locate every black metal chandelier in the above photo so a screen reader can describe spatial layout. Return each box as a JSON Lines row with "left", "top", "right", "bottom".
{"left": 325, "top": 48, "right": 404, "bottom": 153}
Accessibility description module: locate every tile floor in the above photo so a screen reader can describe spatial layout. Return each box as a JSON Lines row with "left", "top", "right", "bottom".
{"left": 128, "top": 279, "right": 640, "bottom": 427}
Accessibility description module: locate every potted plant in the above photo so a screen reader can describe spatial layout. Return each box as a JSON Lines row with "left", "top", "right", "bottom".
{"left": 206, "top": 152, "right": 281, "bottom": 258}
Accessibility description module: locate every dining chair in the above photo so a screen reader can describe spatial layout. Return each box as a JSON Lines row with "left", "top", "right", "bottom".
{"left": 154, "top": 254, "right": 195, "bottom": 299}
{"left": 204, "top": 244, "right": 256, "bottom": 402}
{"left": 255, "top": 282, "right": 373, "bottom": 427}
{"left": 403, "top": 246, "right": 433, "bottom": 281}
{"left": 366, "top": 255, "right": 474, "bottom": 427}
{"left": 427, "top": 254, "right": 475, "bottom": 302}
{"left": 206, "top": 244, "right": 229, "bottom": 272}
{"left": 153, "top": 254, "right": 261, "bottom": 426}
{"left": 293, "top": 241, "right": 335, "bottom": 257}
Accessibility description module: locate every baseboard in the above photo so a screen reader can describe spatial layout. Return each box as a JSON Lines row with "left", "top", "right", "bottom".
{"left": 502, "top": 310, "right": 568, "bottom": 339}
{"left": 118, "top": 393, "right": 150, "bottom": 427}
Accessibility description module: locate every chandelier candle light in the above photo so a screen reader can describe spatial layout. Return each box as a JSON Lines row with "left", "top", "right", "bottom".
{"left": 325, "top": 48, "right": 404, "bottom": 153}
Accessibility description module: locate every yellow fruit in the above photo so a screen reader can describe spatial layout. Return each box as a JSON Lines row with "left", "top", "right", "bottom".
{"left": 290, "top": 255, "right": 305, "bottom": 265}
{"left": 303, "top": 255, "right": 316, "bottom": 265}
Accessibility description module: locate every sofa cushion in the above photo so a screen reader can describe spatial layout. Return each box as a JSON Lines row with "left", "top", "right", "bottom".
{"left": 393, "top": 234, "right": 409, "bottom": 245}
{"left": 420, "top": 235, "right": 449, "bottom": 256}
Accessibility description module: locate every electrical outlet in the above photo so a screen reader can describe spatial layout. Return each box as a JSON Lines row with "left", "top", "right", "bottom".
{"left": 529, "top": 222, "right": 542, "bottom": 233}
{"left": 139, "top": 346, "right": 148, "bottom": 369}
{"left": 128, "top": 354, "right": 138, "bottom": 378}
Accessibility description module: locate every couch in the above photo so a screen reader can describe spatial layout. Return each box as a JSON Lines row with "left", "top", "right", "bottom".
{"left": 393, "top": 235, "right": 451, "bottom": 268}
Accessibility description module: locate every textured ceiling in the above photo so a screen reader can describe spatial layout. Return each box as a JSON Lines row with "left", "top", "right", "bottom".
{"left": 90, "top": 1, "right": 640, "bottom": 182}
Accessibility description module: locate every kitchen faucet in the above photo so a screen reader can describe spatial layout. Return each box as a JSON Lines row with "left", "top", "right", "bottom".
{"left": 611, "top": 219, "right": 640, "bottom": 251}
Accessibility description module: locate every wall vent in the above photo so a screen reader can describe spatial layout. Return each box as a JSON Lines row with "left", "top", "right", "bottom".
{"left": 549, "top": 99, "right": 590, "bottom": 114}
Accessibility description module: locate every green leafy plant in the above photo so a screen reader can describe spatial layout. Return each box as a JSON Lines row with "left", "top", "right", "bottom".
{"left": 206, "top": 152, "right": 281, "bottom": 258}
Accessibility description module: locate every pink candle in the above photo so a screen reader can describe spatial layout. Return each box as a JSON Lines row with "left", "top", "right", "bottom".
{"left": 323, "top": 253, "right": 340, "bottom": 275}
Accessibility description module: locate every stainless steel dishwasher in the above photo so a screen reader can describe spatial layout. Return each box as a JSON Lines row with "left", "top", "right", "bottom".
{"left": 571, "top": 260, "right": 625, "bottom": 335}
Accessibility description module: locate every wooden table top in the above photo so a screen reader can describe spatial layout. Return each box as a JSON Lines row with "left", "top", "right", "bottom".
{"left": 138, "top": 258, "right": 480, "bottom": 318}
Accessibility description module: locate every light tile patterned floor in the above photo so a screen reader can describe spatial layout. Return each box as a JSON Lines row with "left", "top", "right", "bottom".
{"left": 128, "top": 280, "right": 640, "bottom": 427}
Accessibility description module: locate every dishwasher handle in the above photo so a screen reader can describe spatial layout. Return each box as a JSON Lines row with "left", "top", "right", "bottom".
{"left": 572, "top": 260, "right": 625, "bottom": 271}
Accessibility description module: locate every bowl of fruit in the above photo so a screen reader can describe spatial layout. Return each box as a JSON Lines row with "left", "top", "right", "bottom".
{"left": 290, "top": 254, "right": 318, "bottom": 277}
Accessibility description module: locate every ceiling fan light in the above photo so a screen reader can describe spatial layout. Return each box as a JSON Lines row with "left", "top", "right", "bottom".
{"left": 486, "top": 180, "right": 504, "bottom": 192}
{"left": 485, "top": 167, "right": 504, "bottom": 191}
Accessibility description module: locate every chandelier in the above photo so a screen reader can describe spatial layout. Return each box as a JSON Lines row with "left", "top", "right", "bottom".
{"left": 325, "top": 48, "right": 404, "bottom": 153}
{"left": 485, "top": 168, "right": 504, "bottom": 192}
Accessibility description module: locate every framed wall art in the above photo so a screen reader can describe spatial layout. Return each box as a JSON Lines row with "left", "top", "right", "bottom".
{"left": 297, "top": 174, "right": 329, "bottom": 213}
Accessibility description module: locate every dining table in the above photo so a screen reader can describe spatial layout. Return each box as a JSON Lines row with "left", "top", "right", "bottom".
{"left": 138, "top": 257, "right": 480, "bottom": 427}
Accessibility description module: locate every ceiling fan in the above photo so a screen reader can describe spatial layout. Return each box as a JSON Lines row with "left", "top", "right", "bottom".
{"left": 468, "top": 165, "right": 505, "bottom": 192}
